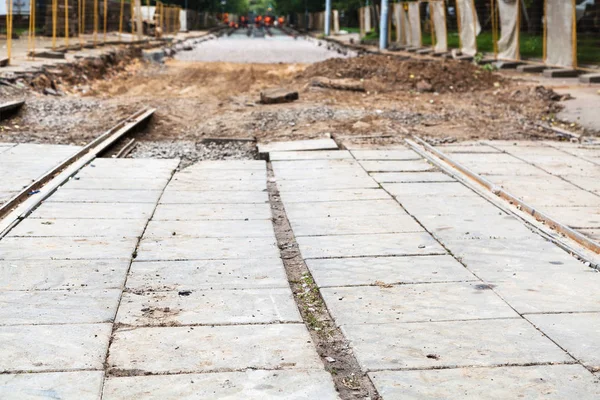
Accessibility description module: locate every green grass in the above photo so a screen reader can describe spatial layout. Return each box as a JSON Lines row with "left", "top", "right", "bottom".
{"left": 341, "top": 26, "right": 360, "bottom": 34}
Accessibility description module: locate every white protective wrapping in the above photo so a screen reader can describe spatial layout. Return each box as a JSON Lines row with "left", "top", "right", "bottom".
{"left": 430, "top": 0, "right": 447, "bottom": 52}
{"left": 407, "top": 2, "right": 422, "bottom": 47}
{"left": 456, "top": 0, "right": 481, "bottom": 56}
{"left": 545, "top": 0, "right": 576, "bottom": 68}
{"left": 393, "top": 3, "right": 407, "bottom": 44}
{"left": 365, "top": 6, "right": 372, "bottom": 33}
{"left": 497, "top": 0, "right": 519, "bottom": 60}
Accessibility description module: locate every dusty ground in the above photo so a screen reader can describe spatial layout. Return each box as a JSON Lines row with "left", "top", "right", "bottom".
{"left": 1, "top": 34, "right": 593, "bottom": 152}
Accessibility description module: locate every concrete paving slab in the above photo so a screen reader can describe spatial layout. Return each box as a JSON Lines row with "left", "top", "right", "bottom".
{"left": 542, "top": 68, "right": 579, "bottom": 78}
{"left": 526, "top": 313, "right": 600, "bottom": 370}
{"left": 0, "top": 237, "right": 138, "bottom": 260}
{"left": 136, "top": 237, "right": 280, "bottom": 260}
{"left": 461, "top": 161, "right": 546, "bottom": 176}
{"left": 580, "top": 73, "right": 600, "bottom": 83}
{"left": 436, "top": 144, "right": 500, "bottom": 153}
{"left": 285, "top": 199, "right": 404, "bottom": 219}
{"left": 371, "top": 172, "right": 455, "bottom": 183}
{"left": 103, "top": 369, "right": 339, "bottom": 400}
{"left": 272, "top": 159, "right": 358, "bottom": 172}
{"left": 46, "top": 189, "right": 163, "bottom": 203}
{"left": 276, "top": 176, "right": 378, "bottom": 192}
{"left": 0, "top": 289, "right": 121, "bottom": 325}
{"left": 368, "top": 364, "right": 600, "bottom": 399}
{"left": 342, "top": 319, "right": 572, "bottom": 371}
{"left": 580, "top": 228, "right": 600, "bottom": 241}
{"left": 562, "top": 175, "right": 600, "bottom": 193}
{"left": 258, "top": 139, "right": 338, "bottom": 154}
{"left": 160, "top": 190, "right": 269, "bottom": 204}
{"left": 172, "top": 169, "right": 267, "bottom": 182}
{"left": 30, "top": 202, "right": 156, "bottom": 220}
{"left": 88, "top": 158, "right": 180, "bottom": 170}
{"left": 279, "top": 188, "right": 389, "bottom": 203}
{"left": 108, "top": 324, "right": 322, "bottom": 374}
{"left": 184, "top": 160, "right": 266, "bottom": 170}
{"left": 273, "top": 168, "right": 367, "bottom": 181}
{"left": 8, "top": 218, "right": 147, "bottom": 237}
{"left": 269, "top": 150, "right": 352, "bottom": 161}
{"left": 322, "top": 282, "right": 517, "bottom": 325}
{"left": 290, "top": 214, "right": 423, "bottom": 236}
{"left": 351, "top": 149, "right": 420, "bottom": 160}
{"left": 422, "top": 214, "right": 535, "bottom": 241}
{"left": 359, "top": 160, "right": 435, "bottom": 172}
{"left": 397, "top": 193, "right": 498, "bottom": 213}
{"left": 0, "top": 371, "right": 104, "bottom": 400}
{"left": 126, "top": 259, "right": 289, "bottom": 291}
{"left": 116, "top": 288, "right": 301, "bottom": 326}
{"left": 61, "top": 177, "right": 170, "bottom": 191}
{"left": 76, "top": 166, "right": 177, "bottom": 180}
{"left": 0, "top": 323, "right": 112, "bottom": 372}
{"left": 307, "top": 255, "right": 476, "bottom": 287}
{"left": 513, "top": 188, "right": 600, "bottom": 207}
{"left": 384, "top": 181, "right": 478, "bottom": 197}
{"left": 166, "top": 179, "right": 267, "bottom": 192}
{"left": 297, "top": 232, "right": 445, "bottom": 259}
{"left": 450, "top": 153, "right": 520, "bottom": 164}
{"left": 144, "top": 219, "right": 275, "bottom": 238}
{"left": 152, "top": 203, "right": 272, "bottom": 220}
{"left": 0, "top": 259, "right": 130, "bottom": 291}
{"left": 538, "top": 206, "right": 600, "bottom": 229}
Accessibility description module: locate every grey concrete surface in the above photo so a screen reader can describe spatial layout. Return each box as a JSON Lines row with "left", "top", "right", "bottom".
{"left": 103, "top": 369, "right": 340, "bottom": 400}
{"left": 144, "top": 219, "right": 276, "bottom": 238}
{"left": 284, "top": 199, "right": 404, "bottom": 219}
{"left": 270, "top": 150, "right": 352, "bottom": 161}
{"left": 369, "top": 365, "right": 600, "bottom": 399}
{"left": 165, "top": 179, "right": 267, "bottom": 191}
{"left": 0, "top": 371, "right": 105, "bottom": 400}
{"left": 370, "top": 171, "right": 456, "bottom": 183}
{"left": 351, "top": 149, "right": 421, "bottom": 160}
{"left": 342, "top": 319, "right": 572, "bottom": 371}
{"left": 108, "top": 324, "right": 322, "bottom": 374}
{"left": 159, "top": 190, "right": 269, "bottom": 204}
{"left": 7, "top": 218, "right": 148, "bottom": 237}
{"left": 172, "top": 169, "right": 267, "bottom": 182}
{"left": 136, "top": 237, "right": 280, "bottom": 260}
{"left": 61, "top": 177, "right": 170, "bottom": 191}
{"left": 116, "top": 288, "right": 301, "bottom": 326}
{"left": 306, "top": 255, "right": 476, "bottom": 287}
{"left": 290, "top": 213, "right": 423, "bottom": 236}
{"left": 152, "top": 203, "right": 272, "bottom": 220}
{"left": 276, "top": 176, "right": 378, "bottom": 191}
{"left": 126, "top": 259, "right": 289, "bottom": 291}
{"left": 360, "top": 160, "right": 435, "bottom": 172}
{"left": 0, "top": 237, "right": 139, "bottom": 260}
{"left": 279, "top": 188, "right": 389, "bottom": 203}
{"left": 46, "top": 189, "right": 163, "bottom": 203}
{"left": 258, "top": 139, "right": 338, "bottom": 154}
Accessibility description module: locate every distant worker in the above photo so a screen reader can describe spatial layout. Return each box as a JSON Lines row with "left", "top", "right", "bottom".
{"left": 223, "top": 13, "right": 229, "bottom": 24}
{"left": 264, "top": 16, "right": 271, "bottom": 27}
{"left": 278, "top": 16, "right": 284, "bottom": 26}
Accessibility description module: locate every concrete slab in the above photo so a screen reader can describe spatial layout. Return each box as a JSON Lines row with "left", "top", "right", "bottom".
{"left": 526, "top": 313, "right": 600, "bottom": 370}
{"left": 76, "top": 166, "right": 177, "bottom": 180}
{"left": 8, "top": 218, "right": 147, "bottom": 237}
{"left": 0, "top": 323, "right": 112, "bottom": 372}
{"left": 0, "top": 259, "right": 130, "bottom": 291}
{"left": 539, "top": 206, "right": 600, "bottom": 229}
{"left": 46, "top": 189, "right": 163, "bottom": 203}
{"left": 116, "top": 288, "right": 301, "bottom": 326}
{"left": 272, "top": 159, "right": 358, "bottom": 172}
{"left": 371, "top": 172, "right": 455, "bottom": 183}
{"left": 0, "top": 371, "right": 104, "bottom": 400}
{"left": 351, "top": 149, "right": 419, "bottom": 160}
{"left": 436, "top": 144, "right": 500, "bottom": 153}
{"left": 184, "top": 160, "right": 265, "bottom": 170}
{"left": 160, "top": 190, "right": 269, "bottom": 204}
{"left": 422, "top": 214, "right": 535, "bottom": 241}
{"left": 88, "top": 158, "right": 180, "bottom": 170}
{"left": 269, "top": 150, "right": 352, "bottom": 161}
{"left": 103, "top": 370, "right": 339, "bottom": 400}
{"left": 516, "top": 64, "right": 547, "bottom": 73}
{"left": 126, "top": 259, "right": 289, "bottom": 291}
{"left": 285, "top": 199, "right": 404, "bottom": 219}
{"left": 166, "top": 179, "right": 267, "bottom": 192}
{"left": 461, "top": 161, "right": 546, "bottom": 176}
{"left": 0, "top": 289, "right": 121, "bottom": 325}
{"left": 276, "top": 176, "right": 378, "bottom": 192}
{"left": 258, "top": 139, "right": 338, "bottom": 154}
{"left": 450, "top": 152, "right": 520, "bottom": 164}
{"left": 108, "top": 324, "right": 322, "bottom": 374}
{"left": 494, "top": 60, "right": 524, "bottom": 69}
{"left": 273, "top": 168, "right": 366, "bottom": 181}
{"left": 279, "top": 188, "right": 389, "bottom": 203}
{"left": 61, "top": 177, "right": 170, "bottom": 191}
{"left": 342, "top": 319, "right": 572, "bottom": 371}
{"left": 359, "top": 160, "right": 435, "bottom": 172}
{"left": 513, "top": 188, "right": 600, "bottom": 207}
{"left": 136, "top": 237, "right": 280, "bottom": 261}
{"left": 384, "top": 181, "right": 478, "bottom": 197}
{"left": 0, "top": 237, "right": 138, "bottom": 260}
{"left": 144, "top": 219, "right": 275, "bottom": 238}
{"left": 172, "top": 169, "right": 267, "bottom": 182}
{"left": 542, "top": 68, "right": 579, "bottom": 78}
{"left": 368, "top": 364, "right": 600, "bottom": 399}
{"left": 580, "top": 73, "right": 600, "bottom": 83}
{"left": 297, "top": 232, "right": 445, "bottom": 259}
{"left": 307, "top": 255, "right": 476, "bottom": 287}
{"left": 581, "top": 228, "right": 600, "bottom": 241}
{"left": 322, "top": 282, "right": 517, "bottom": 325}
{"left": 290, "top": 213, "right": 423, "bottom": 236}
{"left": 152, "top": 203, "right": 272, "bottom": 220}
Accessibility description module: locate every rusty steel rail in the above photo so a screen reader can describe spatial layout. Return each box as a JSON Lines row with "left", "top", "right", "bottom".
{"left": 0, "top": 108, "right": 155, "bottom": 237}
{"left": 406, "top": 136, "right": 600, "bottom": 260}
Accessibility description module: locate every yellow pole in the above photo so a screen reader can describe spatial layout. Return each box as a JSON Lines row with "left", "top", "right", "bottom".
{"left": 130, "top": 0, "right": 134, "bottom": 41}
{"left": 28, "top": 0, "right": 36, "bottom": 58}
{"left": 104, "top": 0, "right": 107, "bottom": 42}
{"left": 572, "top": 0, "right": 577, "bottom": 69}
{"left": 52, "top": 0, "right": 57, "bottom": 49}
{"left": 65, "top": 0, "right": 69, "bottom": 47}
{"left": 7, "top": 0, "right": 13, "bottom": 62}
{"left": 82, "top": 0, "right": 85, "bottom": 43}
{"left": 78, "top": 0, "right": 83, "bottom": 46}
{"left": 94, "top": 0, "right": 98, "bottom": 45}
{"left": 119, "top": 0, "right": 124, "bottom": 39}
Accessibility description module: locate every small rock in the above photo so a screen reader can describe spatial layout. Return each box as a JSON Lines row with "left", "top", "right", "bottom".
{"left": 416, "top": 80, "right": 434, "bottom": 93}
{"left": 260, "top": 88, "right": 299, "bottom": 104}
{"left": 325, "top": 356, "right": 336, "bottom": 363}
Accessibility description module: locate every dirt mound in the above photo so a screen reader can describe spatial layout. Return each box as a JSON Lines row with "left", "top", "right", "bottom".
{"left": 301, "top": 55, "right": 504, "bottom": 94}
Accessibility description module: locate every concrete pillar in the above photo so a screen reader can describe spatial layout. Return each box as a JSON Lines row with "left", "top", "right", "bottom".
{"left": 333, "top": 9, "right": 339, "bottom": 34}
{"left": 379, "top": 0, "right": 389, "bottom": 49}
{"left": 325, "top": 0, "right": 331, "bottom": 35}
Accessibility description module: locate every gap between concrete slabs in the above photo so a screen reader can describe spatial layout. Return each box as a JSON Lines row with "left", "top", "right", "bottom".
{"left": 267, "top": 162, "right": 381, "bottom": 400}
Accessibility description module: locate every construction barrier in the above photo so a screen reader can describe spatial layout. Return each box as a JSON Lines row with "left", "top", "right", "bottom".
{"left": 429, "top": 0, "right": 447, "bottom": 52}
{"left": 494, "top": 0, "right": 520, "bottom": 61}
{"left": 392, "top": 3, "right": 407, "bottom": 45}
{"left": 2, "top": 0, "right": 14, "bottom": 63}
{"left": 545, "top": 0, "right": 577, "bottom": 69}
{"left": 406, "top": 1, "right": 421, "bottom": 47}
{"left": 456, "top": 0, "right": 480, "bottom": 56}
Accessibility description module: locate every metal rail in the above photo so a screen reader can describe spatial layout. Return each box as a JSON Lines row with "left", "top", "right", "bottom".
{"left": 0, "top": 108, "right": 155, "bottom": 237}
{"left": 406, "top": 136, "right": 600, "bottom": 257}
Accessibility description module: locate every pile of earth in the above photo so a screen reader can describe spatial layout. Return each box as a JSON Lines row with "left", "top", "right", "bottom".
{"left": 301, "top": 54, "right": 505, "bottom": 94}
